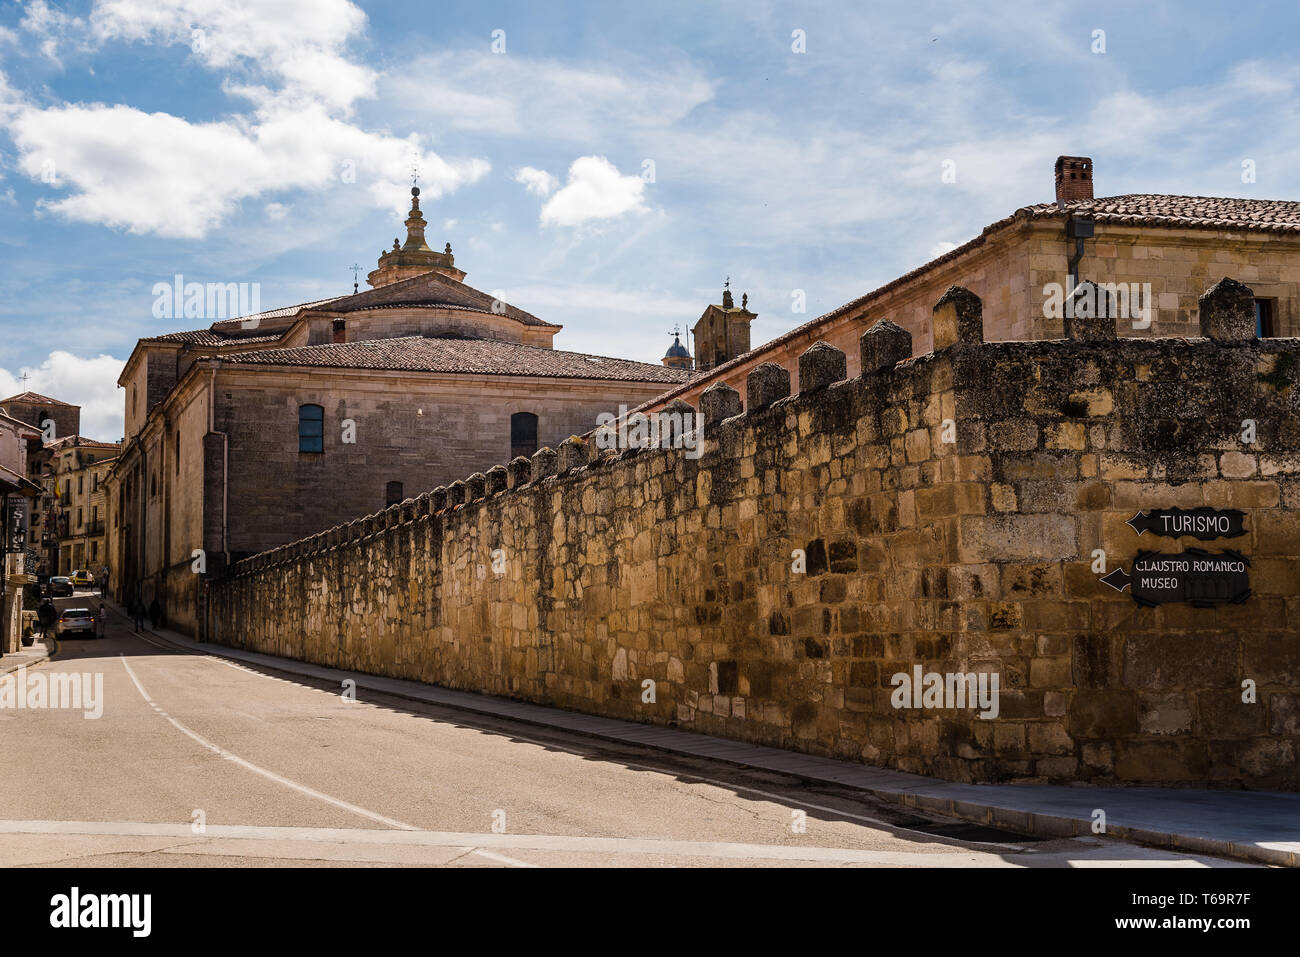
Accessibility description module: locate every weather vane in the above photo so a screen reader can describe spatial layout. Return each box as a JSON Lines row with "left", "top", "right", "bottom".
{"left": 411, "top": 152, "right": 420, "bottom": 189}
{"left": 350, "top": 263, "right": 361, "bottom": 294}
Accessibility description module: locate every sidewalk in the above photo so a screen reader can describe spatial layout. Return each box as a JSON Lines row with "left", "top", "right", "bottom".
{"left": 0, "top": 635, "right": 55, "bottom": 677}
{"left": 123, "top": 605, "right": 1300, "bottom": 867}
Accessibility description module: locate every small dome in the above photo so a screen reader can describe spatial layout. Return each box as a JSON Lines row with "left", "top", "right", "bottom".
{"left": 664, "top": 335, "right": 690, "bottom": 359}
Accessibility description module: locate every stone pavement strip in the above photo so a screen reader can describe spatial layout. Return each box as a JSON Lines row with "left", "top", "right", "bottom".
{"left": 112, "top": 604, "right": 1299, "bottom": 867}
{"left": 0, "top": 636, "right": 54, "bottom": 677}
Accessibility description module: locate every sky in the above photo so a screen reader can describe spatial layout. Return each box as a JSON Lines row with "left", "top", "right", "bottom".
{"left": 1, "top": 0, "right": 1298, "bottom": 441}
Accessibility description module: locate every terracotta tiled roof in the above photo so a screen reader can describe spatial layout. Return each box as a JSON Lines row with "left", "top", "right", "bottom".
{"left": 143, "top": 329, "right": 286, "bottom": 346}
{"left": 208, "top": 297, "right": 347, "bottom": 332}
{"left": 330, "top": 271, "right": 558, "bottom": 328}
{"left": 1020, "top": 194, "right": 1300, "bottom": 232}
{"left": 0, "top": 391, "right": 75, "bottom": 406}
{"left": 141, "top": 271, "right": 558, "bottom": 350}
{"left": 216, "top": 335, "right": 691, "bottom": 383}
{"left": 45, "top": 435, "right": 122, "bottom": 451}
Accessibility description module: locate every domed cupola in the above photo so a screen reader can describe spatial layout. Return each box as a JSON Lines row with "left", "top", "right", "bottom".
{"left": 366, "top": 187, "right": 467, "bottom": 288}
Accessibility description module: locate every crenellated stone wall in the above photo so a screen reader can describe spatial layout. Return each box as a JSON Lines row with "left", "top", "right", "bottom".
{"left": 207, "top": 279, "right": 1300, "bottom": 788}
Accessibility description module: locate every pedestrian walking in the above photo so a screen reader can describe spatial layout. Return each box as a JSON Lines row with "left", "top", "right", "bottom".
{"left": 96, "top": 603, "right": 107, "bottom": 639}
{"left": 149, "top": 597, "right": 161, "bottom": 631}
{"left": 99, "top": 569, "right": 109, "bottom": 598}
{"left": 37, "top": 599, "right": 57, "bottom": 640}
{"left": 133, "top": 600, "right": 145, "bottom": 631}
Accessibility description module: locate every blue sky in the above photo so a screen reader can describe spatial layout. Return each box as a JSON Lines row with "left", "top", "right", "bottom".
{"left": 1, "top": 0, "right": 1298, "bottom": 439}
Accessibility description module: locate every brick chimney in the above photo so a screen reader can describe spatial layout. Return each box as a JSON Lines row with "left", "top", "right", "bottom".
{"left": 1055, "top": 156, "right": 1093, "bottom": 202}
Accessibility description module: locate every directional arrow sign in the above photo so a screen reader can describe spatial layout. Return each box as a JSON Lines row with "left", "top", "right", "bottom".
{"left": 1099, "top": 567, "right": 1131, "bottom": 592}
{"left": 1125, "top": 507, "right": 1246, "bottom": 540}
{"left": 1098, "top": 549, "right": 1251, "bottom": 608}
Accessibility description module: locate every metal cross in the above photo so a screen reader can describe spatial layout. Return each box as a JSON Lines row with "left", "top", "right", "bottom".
{"left": 350, "top": 263, "right": 361, "bottom": 294}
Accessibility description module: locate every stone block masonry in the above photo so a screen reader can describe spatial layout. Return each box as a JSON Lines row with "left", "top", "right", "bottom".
{"left": 208, "top": 281, "right": 1300, "bottom": 789}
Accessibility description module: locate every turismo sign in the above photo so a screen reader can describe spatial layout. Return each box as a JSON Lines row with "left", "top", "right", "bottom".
{"left": 1125, "top": 507, "right": 1246, "bottom": 540}
{"left": 1099, "top": 549, "right": 1251, "bottom": 607}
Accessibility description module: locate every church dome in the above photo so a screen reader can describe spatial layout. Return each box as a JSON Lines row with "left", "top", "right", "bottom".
{"left": 664, "top": 334, "right": 691, "bottom": 360}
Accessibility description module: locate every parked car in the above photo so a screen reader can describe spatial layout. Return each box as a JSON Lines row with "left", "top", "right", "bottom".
{"left": 57, "top": 608, "right": 96, "bottom": 638}
{"left": 48, "top": 576, "right": 74, "bottom": 597}
{"left": 70, "top": 569, "right": 95, "bottom": 588}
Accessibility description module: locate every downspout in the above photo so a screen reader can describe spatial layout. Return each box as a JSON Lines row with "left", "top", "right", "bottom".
{"left": 1065, "top": 214, "right": 1095, "bottom": 296}
{"left": 208, "top": 362, "right": 229, "bottom": 568}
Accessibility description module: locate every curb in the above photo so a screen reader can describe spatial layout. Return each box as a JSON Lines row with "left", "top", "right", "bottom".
{"left": 0, "top": 635, "right": 57, "bottom": 678}
{"left": 133, "top": 627, "right": 1295, "bottom": 868}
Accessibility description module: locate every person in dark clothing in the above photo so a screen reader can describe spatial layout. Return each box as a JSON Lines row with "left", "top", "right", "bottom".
{"left": 149, "top": 598, "right": 161, "bottom": 630}
{"left": 132, "top": 600, "right": 145, "bottom": 631}
{"left": 37, "top": 599, "right": 57, "bottom": 639}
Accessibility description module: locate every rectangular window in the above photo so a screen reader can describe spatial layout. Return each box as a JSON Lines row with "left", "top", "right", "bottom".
{"left": 299, "top": 405, "right": 325, "bottom": 454}
{"left": 1254, "top": 299, "right": 1276, "bottom": 337}
{"left": 77, "top": 507, "right": 83, "bottom": 528}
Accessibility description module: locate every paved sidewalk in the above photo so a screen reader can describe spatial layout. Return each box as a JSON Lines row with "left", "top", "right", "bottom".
{"left": 0, "top": 636, "right": 55, "bottom": 677}
{"left": 120, "top": 605, "right": 1300, "bottom": 867}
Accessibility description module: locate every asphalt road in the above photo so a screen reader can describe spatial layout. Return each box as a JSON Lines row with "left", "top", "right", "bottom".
{"left": 0, "top": 590, "right": 1254, "bottom": 868}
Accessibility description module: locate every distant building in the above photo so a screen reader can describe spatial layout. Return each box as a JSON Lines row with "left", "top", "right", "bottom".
{"left": 0, "top": 410, "right": 41, "bottom": 653}
{"left": 108, "top": 188, "right": 691, "bottom": 636}
{"left": 45, "top": 436, "right": 120, "bottom": 577}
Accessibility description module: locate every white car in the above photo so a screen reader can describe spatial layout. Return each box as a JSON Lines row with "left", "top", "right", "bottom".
{"left": 57, "top": 607, "right": 96, "bottom": 638}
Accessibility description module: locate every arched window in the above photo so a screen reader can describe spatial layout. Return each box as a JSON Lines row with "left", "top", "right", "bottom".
{"left": 385, "top": 481, "right": 404, "bottom": 507}
{"left": 511, "top": 412, "right": 538, "bottom": 460}
{"left": 299, "top": 404, "right": 324, "bottom": 453}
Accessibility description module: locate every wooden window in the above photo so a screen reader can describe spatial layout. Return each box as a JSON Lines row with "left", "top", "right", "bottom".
{"left": 511, "top": 412, "right": 538, "bottom": 460}
{"left": 299, "top": 404, "right": 324, "bottom": 453}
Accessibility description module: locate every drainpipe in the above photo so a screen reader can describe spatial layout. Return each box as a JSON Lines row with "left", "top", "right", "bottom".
{"left": 207, "top": 362, "right": 230, "bottom": 570}
{"left": 1065, "top": 214, "right": 1095, "bottom": 295}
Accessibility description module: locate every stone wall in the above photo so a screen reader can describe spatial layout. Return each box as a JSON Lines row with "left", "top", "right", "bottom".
{"left": 208, "top": 279, "right": 1300, "bottom": 788}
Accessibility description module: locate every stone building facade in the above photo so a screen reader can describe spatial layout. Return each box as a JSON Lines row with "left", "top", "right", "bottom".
{"left": 208, "top": 278, "right": 1300, "bottom": 790}
{"left": 0, "top": 411, "right": 41, "bottom": 654}
{"left": 45, "top": 436, "right": 120, "bottom": 576}
{"left": 107, "top": 189, "right": 690, "bottom": 635}
{"left": 637, "top": 156, "right": 1300, "bottom": 414}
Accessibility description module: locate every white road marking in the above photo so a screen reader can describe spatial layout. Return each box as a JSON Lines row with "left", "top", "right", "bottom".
{"left": 122, "top": 635, "right": 1023, "bottom": 846}
{"left": 470, "top": 848, "right": 538, "bottom": 868}
{"left": 117, "top": 655, "right": 417, "bottom": 832}
{"left": 0, "top": 819, "right": 1232, "bottom": 867}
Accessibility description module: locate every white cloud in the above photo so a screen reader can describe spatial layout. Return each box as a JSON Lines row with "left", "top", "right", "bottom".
{"left": 19, "top": 0, "right": 89, "bottom": 66}
{"left": 0, "top": 0, "right": 492, "bottom": 238}
{"left": 540, "top": 156, "right": 649, "bottom": 228}
{"left": 0, "top": 351, "right": 127, "bottom": 441}
{"left": 385, "top": 52, "right": 715, "bottom": 140}
{"left": 91, "top": 0, "right": 373, "bottom": 111}
{"left": 928, "top": 241, "right": 958, "bottom": 259}
{"left": 514, "top": 166, "right": 558, "bottom": 197}
{"left": 264, "top": 202, "right": 287, "bottom": 220}
{"left": 5, "top": 91, "right": 488, "bottom": 239}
